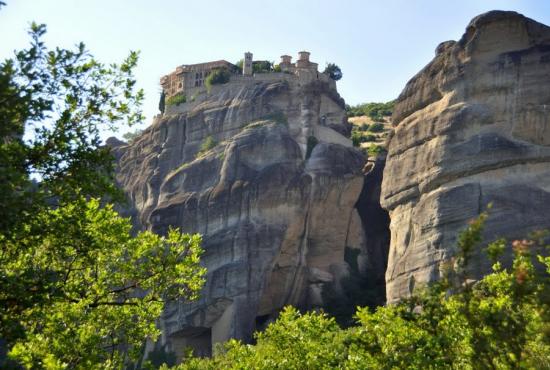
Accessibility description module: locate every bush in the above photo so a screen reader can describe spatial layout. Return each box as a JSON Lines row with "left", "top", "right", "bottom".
{"left": 362, "top": 134, "right": 377, "bottom": 142}
{"left": 197, "top": 136, "right": 217, "bottom": 157}
{"left": 358, "top": 124, "right": 370, "bottom": 131}
{"left": 368, "top": 122, "right": 385, "bottom": 132}
{"left": 351, "top": 131, "right": 361, "bottom": 147}
{"left": 367, "top": 144, "right": 384, "bottom": 157}
{"left": 166, "top": 94, "right": 186, "bottom": 106}
{"left": 174, "top": 213, "right": 550, "bottom": 370}
{"left": 205, "top": 68, "right": 231, "bottom": 90}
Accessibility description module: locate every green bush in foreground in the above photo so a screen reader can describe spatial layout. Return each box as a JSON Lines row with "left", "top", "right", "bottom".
{"left": 171, "top": 211, "right": 550, "bottom": 369}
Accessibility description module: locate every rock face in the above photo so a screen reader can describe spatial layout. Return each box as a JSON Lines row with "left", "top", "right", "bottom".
{"left": 112, "top": 73, "right": 369, "bottom": 358}
{"left": 381, "top": 11, "right": 550, "bottom": 303}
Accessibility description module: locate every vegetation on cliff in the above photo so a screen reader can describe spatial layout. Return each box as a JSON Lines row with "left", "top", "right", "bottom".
{"left": 166, "top": 93, "right": 187, "bottom": 106}
{"left": 204, "top": 68, "right": 231, "bottom": 90}
{"left": 323, "top": 62, "right": 343, "bottom": 81}
{"left": 0, "top": 20, "right": 205, "bottom": 368}
{"left": 346, "top": 100, "right": 395, "bottom": 120}
{"left": 172, "top": 213, "right": 550, "bottom": 369}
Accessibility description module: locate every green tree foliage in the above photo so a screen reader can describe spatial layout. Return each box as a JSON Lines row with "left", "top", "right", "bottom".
{"left": 347, "top": 100, "right": 395, "bottom": 119}
{"left": 368, "top": 122, "right": 385, "bottom": 133}
{"left": 205, "top": 68, "right": 231, "bottom": 90}
{"left": 252, "top": 61, "right": 273, "bottom": 74}
{"left": 235, "top": 59, "right": 243, "bottom": 71}
{"left": 351, "top": 130, "right": 362, "bottom": 147}
{"left": 6, "top": 199, "right": 205, "bottom": 368}
{"left": 159, "top": 90, "right": 166, "bottom": 113}
{"left": 367, "top": 144, "right": 384, "bottom": 158}
{"left": 323, "top": 63, "right": 343, "bottom": 81}
{"left": 0, "top": 20, "right": 206, "bottom": 368}
{"left": 166, "top": 93, "right": 187, "bottom": 106}
{"left": 172, "top": 212, "right": 550, "bottom": 369}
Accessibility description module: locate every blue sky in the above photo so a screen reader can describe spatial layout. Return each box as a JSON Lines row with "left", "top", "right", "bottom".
{"left": 1, "top": 0, "right": 549, "bottom": 133}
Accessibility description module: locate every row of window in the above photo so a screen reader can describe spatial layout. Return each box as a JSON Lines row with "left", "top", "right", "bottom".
{"left": 167, "top": 70, "right": 213, "bottom": 90}
{"left": 194, "top": 70, "right": 211, "bottom": 87}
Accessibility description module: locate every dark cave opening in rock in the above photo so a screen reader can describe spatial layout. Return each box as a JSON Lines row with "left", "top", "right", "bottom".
{"left": 169, "top": 327, "right": 212, "bottom": 361}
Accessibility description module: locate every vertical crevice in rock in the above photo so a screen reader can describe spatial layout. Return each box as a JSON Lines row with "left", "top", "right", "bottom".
{"left": 355, "top": 156, "right": 390, "bottom": 306}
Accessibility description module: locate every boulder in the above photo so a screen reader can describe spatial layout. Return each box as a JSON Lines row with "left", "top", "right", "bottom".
{"left": 381, "top": 11, "right": 550, "bottom": 303}
{"left": 113, "top": 75, "right": 368, "bottom": 358}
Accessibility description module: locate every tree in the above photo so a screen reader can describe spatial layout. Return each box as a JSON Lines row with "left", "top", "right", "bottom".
{"left": 5, "top": 199, "right": 205, "bottom": 368}
{"left": 235, "top": 59, "right": 244, "bottom": 71}
{"left": 172, "top": 212, "right": 550, "bottom": 369}
{"left": 323, "top": 63, "right": 342, "bottom": 81}
{"left": 159, "top": 90, "right": 166, "bottom": 114}
{"left": 204, "top": 68, "right": 230, "bottom": 90}
{"left": 0, "top": 20, "right": 206, "bottom": 368}
{"left": 252, "top": 61, "right": 273, "bottom": 74}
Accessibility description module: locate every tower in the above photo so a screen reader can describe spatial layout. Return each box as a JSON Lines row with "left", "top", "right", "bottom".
{"left": 243, "top": 52, "right": 253, "bottom": 75}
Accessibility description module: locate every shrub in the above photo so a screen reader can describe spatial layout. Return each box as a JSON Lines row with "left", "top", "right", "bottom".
{"left": 205, "top": 68, "right": 231, "bottom": 90}
{"left": 367, "top": 144, "right": 384, "bottom": 157}
{"left": 351, "top": 131, "right": 361, "bottom": 147}
{"left": 358, "top": 124, "right": 370, "bottom": 131}
{"left": 197, "top": 136, "right": 217, "bottom": 157}
{"left": 166, "top": 94, "right": 186, "bottom": 106}
{"left": 174, "top": 213, "right": 550, "bottom": 370}
{"left": 362, "top": 134, "right": 377, "bottom": 142}
{"left": 368, "top": 122, "right": 385, "bottom": 132}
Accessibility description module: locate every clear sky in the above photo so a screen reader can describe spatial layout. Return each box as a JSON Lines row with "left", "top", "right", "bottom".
{"left": 1, "top": 0, "right": 550, "bottom": 133}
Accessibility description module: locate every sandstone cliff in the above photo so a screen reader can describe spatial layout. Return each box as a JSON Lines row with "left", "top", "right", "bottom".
{"left": 112, "top": 74, "right": 372, "bottom": 358}
{"left": 382, "top": 11, "right": 550, "bottom": 302}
